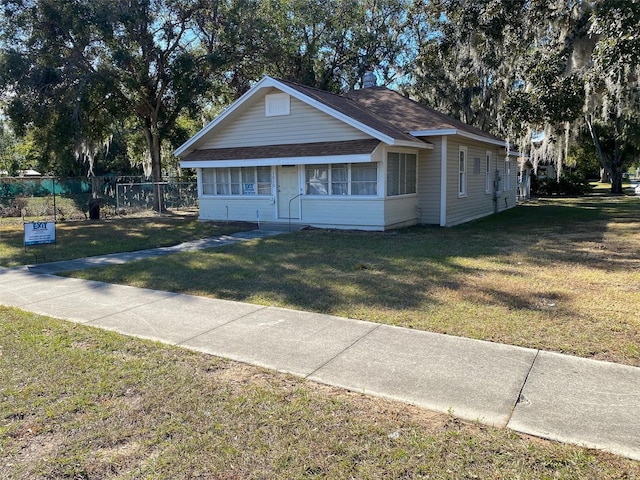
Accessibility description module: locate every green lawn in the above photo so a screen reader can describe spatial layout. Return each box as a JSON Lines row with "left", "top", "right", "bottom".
{"left": 2, "top": 309, "right": 639, "bottom": 479}
{"left": 68, "top": 195, "right": 640, "bottom": 367}
{"left": 0, "top": 214, "right": 254, "bottom": 267}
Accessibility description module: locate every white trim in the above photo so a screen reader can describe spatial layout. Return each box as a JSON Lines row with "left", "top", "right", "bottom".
{"left": 175, "top": 76, "right": 427, "bottom": 156}
{"left": 410, "top": 128, "right": 509, "bottom": 148}
{"left": 440, "top": 136, "right": 447, "bottom": 227}
{"left": 458, "top": 146, "right": 468, "bottom": 198}
{"left": 485, "top": 151, "right": 492, "bottom": 194}
{"left": 396, "top": 140, "right": 432, "bottom": 149}
{"left": 411, "top": 129, "right": 458, "bottom": 137}
{"left": 180, "top": 153, "right": 373, "bottom": 169}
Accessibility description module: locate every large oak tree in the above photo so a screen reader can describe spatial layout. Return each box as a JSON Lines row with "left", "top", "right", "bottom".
{"left": 1, "top": 0, "right": 230, "bottom": 209}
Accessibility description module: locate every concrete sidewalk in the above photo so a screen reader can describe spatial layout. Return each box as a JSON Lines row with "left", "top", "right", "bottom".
{"left": 1, "top": 235, "right": 639, "bottom": 461}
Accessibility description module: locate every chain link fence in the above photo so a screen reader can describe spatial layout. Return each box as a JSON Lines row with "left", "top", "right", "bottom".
{"left": 0, "top": 176, "right": 198, "bottom": 221}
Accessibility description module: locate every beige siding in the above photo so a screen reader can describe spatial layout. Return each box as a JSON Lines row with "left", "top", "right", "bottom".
{"left": 202, "top": 91, "right": 370, "bottom": 149}
{"left": 384, "top": 195, "right": 418, "bottom": 228}
{"left": 445, "top": 137, "right": 517, "bottom": 226}
{"left": 199, "top": 197, "right": 277, "bottom": 223}
{"left": 417, "top": 140, "right": 442, "bottom": 225}
{"left": 301, "top": 197, "right": 385, "bottom": 230}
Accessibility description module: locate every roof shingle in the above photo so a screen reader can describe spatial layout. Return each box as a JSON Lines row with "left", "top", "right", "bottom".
{"left": 182, "top": 139, "right": 382, "bottom": 161}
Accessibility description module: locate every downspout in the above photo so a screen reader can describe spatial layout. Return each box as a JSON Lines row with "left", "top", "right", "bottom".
{"left": 440, "top": 136, "right": 447, "bottom": 226}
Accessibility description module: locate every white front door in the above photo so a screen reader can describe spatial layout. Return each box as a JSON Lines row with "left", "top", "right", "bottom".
{"left": 277, "top": 165, "right": 300, "bottom": 219}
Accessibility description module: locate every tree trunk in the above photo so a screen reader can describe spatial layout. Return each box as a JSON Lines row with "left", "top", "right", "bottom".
{"left": 609, "top": 117, "right": 625, "bottom": 194}
{"left": 143, "top": 123, "right": 165, "bottom": 212}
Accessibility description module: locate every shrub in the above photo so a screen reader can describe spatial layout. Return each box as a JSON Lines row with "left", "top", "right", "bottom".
{"left": 532, "top": 173, "right": 593, "bottom": 196}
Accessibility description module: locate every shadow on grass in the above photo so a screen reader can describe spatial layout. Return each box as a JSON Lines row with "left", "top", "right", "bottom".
{"left": 63, "top": 195, "right": 640, "bottom": 363}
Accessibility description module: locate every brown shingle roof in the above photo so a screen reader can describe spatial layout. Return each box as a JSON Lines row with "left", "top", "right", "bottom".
{"left": 277, "top": 79, "right": 422, "bottom": 145}
{"left": 279, "top": 79, "right": 504, "bottom": 144}
{"left": 344, "top": 87, "right": 504, "bottom": 142}
{"left": 182, "top": 139, "right": 382, "bottom": 161}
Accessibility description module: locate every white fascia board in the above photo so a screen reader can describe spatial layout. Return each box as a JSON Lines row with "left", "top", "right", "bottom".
{"left": 174, "top": 76, "right": 278, "bottom": 157}
{"left": 180, "top": 153, "right": 373, "bottom": 169}
{"left": 410, "top": 129, "right": 458, "bottom": 137}
{"left": 394, "top": 139, "right": 433, "bottom": 149}
{"left": 410, "top": 129, "right": 508, "bottom": 148}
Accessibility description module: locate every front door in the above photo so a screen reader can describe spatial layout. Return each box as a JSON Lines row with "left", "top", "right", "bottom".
{"left": 277, "top": 165, "right": 300, "bottom": 219}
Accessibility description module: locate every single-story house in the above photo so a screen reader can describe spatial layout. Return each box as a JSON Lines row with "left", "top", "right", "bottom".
{"left": 175, "top": 76, "right": 519, "bottom": 230}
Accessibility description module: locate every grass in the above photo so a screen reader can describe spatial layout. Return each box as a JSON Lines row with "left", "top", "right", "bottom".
{"left": 0, "top": 213, "right": 254, "bottom": 267}
{"left": 2, "top": 308, "right": 639, "bottom": 479}
{"left": 67, "top": 195, "right": 640, "bottom": 367}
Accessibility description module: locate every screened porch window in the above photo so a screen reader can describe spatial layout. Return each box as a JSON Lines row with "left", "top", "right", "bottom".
{"left": 387, "top": 152, "right": 417, "bottom": 196}
{"left": 305, "top": 163, "right": 378, "bottom": 196}
{"left": 202, "top": 167, "right": 271, "bottom": 195}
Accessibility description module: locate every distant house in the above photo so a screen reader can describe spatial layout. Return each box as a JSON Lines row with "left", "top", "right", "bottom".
{"left": 175, "top": 76, "right": 519, "bottom": 230}
{"left": 18, "top": 169, "right": 41, "bottom": 177}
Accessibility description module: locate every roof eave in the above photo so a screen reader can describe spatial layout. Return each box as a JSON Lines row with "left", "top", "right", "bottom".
{"left": 180, "top": 153, "right": 374, "bottom": 168}
{"left": 175, "top": 76, "right": 417, "bottom": 157}
{"left": 393, "top": 139, "right": 434, "bottom": 149}
{"left": 410, "top": 129, "right": 508, "bottom": 148}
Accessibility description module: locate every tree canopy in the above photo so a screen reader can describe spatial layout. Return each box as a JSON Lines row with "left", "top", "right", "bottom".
{"left": 1, "top": 0, "right": 638, "bottom": 194}
{"left": 410, "top": 0, "right": 640, "bottom": 192}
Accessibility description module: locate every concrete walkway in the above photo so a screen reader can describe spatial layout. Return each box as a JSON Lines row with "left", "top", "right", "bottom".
{"left": 1, "top": 230, "right": 639, "bottom": 461}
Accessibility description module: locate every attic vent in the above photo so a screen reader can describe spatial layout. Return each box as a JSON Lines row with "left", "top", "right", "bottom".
{"left": 265, "top": 93, "right": 290, "bottom": 117}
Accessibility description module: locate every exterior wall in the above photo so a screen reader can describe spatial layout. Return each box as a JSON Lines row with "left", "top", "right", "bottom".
{"left": 199, "top": 196, "right": 399, "bottom": 231}
{"left": 416, "top": 139, "right": 442, "bottom": 225}
{"left": 201, "top": 89, "right": 370, "bottom": 149}
{"left": 384, "top": 195, "right": 418, "bottom": 229}
{"left": 198, "top": 196, "right": 277, "bottom": 223}
{"left": 445, "top": 137, "right": 518, "bottom": 226}
{"left": 301, "top": 197, "right": 386, "bottom": 230}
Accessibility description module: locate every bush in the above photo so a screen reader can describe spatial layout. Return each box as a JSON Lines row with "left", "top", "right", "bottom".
{"left": 532, "top": 173, "right": 593, "bottom": 196}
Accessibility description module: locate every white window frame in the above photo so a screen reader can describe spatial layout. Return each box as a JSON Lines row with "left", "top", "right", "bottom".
{"left": 485, "top": 152, "right": 492, "bottom": 194}
{"left": 458, "top": 146, "right": 467, "bottom": 197}
{"left": 504, "top": 159, "right": 512, "bottom": 191}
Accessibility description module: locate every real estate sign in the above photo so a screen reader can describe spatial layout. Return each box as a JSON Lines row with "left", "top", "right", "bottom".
{"left": 24, "top": 222, "right": 56, "bottom": 246}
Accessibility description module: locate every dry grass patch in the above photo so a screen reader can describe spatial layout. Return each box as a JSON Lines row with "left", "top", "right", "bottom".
{"left": 2, "top": 308, "right": 639, "bottom": 479}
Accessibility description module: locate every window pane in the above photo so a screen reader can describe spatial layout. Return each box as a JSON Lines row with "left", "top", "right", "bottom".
{"left": 352, "top": 164, "right": 377, "bottom": 196}
{"left": 257, "top": 166, "right": 271, "bottom": 183}
{"left": 202, "top": 169, "right": 215, "bottom": 194}
{"left": 486, "top": 154, "right": 491, "bottom": 192}
{"left": 387, "top": 154, "right": 399, "bottom": 196}
{"left": 352, "top": 164, "right": 377, "bottom": 181}
{"left": 405, "top": 154, "right": 417, "bottom": 194}
{"left": 459, "top": 149, "right": 466, "bottom": 195}
{"left": 230, "top": 168, "right": 241, "bottom": 195}
{"left": 305, "top": 165, "right": 328, "bottom": 195}
{"left": 331, "top": 164, "right": 348, "bottom": 195}
{"left": 257, "top": 166, "right": 271, "bottom": 194}
{"left": 216, "top": 169, "right": 229, "bottom": 195}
